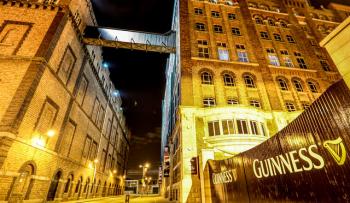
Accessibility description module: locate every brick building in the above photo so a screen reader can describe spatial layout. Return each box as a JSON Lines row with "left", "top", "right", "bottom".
{"left": 161, "top": 0, "right": 350, "bottom": 202}
{"left": 0, "top": 0, "right": 130, "bottom": 202}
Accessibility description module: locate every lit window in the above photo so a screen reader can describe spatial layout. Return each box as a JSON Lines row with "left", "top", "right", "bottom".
{"left": 227, "top": 99, "right": 239, "bottom": 105}
{"left": 237, "top": 51, "right": 249, "bottom": 62}
{"left": 260, "top": 32, "right": 269, "bottom": 39}
{"left": 223, "top": 74, "right": 235, "bottom": 86}
{"left": 201, "top": 72, "right": 213, "bottom": 84}
{"left": 284, "top": 57, "right": 294, "bottom": 67}
{"left": 268, "top": 55, "right": 280, "bottom": 66}
{"left": 250, "top": 121, "right": 260, "bottom": 135}
{"left": 285, "top": 102, "right": 296, "bottom": 112}
{"left": 286, "top": 35, "right": 295, "bottom": 43}
{"left": 208, "top": 121, "right": 220, "bottom": 136}
{"left": 194, "top": 8, "right": 203, "bottom": 15}
{"left": 308, "top": 81, "right": 318, "bottom": 93}
{"left": 211, "top": 11, "right": 220, "bottom": 18}
{"left": 228, "top": 13, "right": 236, "bottom": 20}
{"left": 250, "top": 100, "right": 261, "bottom": 108}
{"left": 293, "top": 79, "right": 304, "bottom": 92}
{"left": 222, "top": 120, "right": 235, "bottom": 135}
{"left": 244, "top": 75, "right": 256, "bottom": 88}
{"left": 218, "top": 49, "right": 229, "bottom": 61}
{"left": 320, "top": 60, "right": 330, "bottom": 71}
{"left": 237, "top": 120, "right": 249, "bottom": 134}
{"left": 214, "top": 25, "right": 223, "bottom": 33}
{"left": 231, "top": 27, "right": 241, "bottom": 36}
{"left": 203, "top": 98, "right": 216, "bottom": 107}
{"left": 195, "top": 23, "right": 206, "bottom": 31}
{"left": 278, "top": 78, "right": 288, "bottom": 90}
{"left": 274, "top": 33, "right": 282, "bottom": 41}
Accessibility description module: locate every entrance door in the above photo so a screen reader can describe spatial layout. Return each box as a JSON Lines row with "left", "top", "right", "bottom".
{"left": 47, "top": 171, "right": 62, "bottom": 201}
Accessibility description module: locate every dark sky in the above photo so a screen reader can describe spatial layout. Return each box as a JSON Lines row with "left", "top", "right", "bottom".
{"left": 91, "top": 0, "right": 174, "bottom": 174}
{"left": 90, "top": 0, "right": 348, "bottom": 174}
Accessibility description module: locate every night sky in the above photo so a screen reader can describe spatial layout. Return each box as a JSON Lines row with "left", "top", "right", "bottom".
{"left": 90, "top": 0, "right": 348, "bottom": 173}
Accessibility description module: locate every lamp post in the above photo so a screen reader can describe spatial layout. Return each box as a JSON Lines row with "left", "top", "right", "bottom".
{"left": 139, "top": 163, "right": 149, "bottom": 195}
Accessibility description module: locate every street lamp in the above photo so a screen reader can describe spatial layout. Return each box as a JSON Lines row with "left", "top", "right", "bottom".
{"left": 139, "top": 163, "right": 150, "bottom": 195}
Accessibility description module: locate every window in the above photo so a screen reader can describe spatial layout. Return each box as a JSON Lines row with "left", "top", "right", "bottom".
{"left": 285, "top": 102, "right": 296, "bottom": 112}
{"left": 211, "top": 11, "right": 220, "bottom": 18}
{"left": 216, "top": 42, "right": 226, "bottom": 47}
{"left": 250, "top": 100, "right": 261, "bottom": 108}
{"left": 266, "top": 48, "right": 275, "bottom": 54}
{"left": 261, "top": 123, "right": 267, "bottom": 136}
{"left": 280, "top": 21, "right": 288, "bottom": 28}
{"left": 58, "top": 46, "right": 76, "bottom": 84}
{"left": 268, "top": 55, "right": 280, "bottom": 66}
{"left": 308, "top": 81, "right": 318, "bottom": 93}
{"left": 198, "top": 40, "right": 209, "bottom": 58}
{"left": 250, "top": 121, "right": 260, "bottom": 135}
{"left": 76, "top": 75, "right": 88, "bottom": 105}
{"left": 293, "top": 79, "right": 304, "bottom": 92}
{"left": 218, "top": 49, "right": 229, "bottom": 61}
{"left": 82, "top": 136, "right": 92, "bottom": 159}
{"left": 274, "top": 33, "right": 282, "bottom": 41}
{"left": 296, "top": 57, "right": 307, "bottom": 69}
{"left": 213, "top": 25, "right": 223, "bottom": 33}
{"left": 194, "top": 8, "right": 203, "bottom": 15}
{"left": 222, "top": 120, "right": 235, "bottom": 135}
{"left": 227, "top": 99, "right": 239, "bottom": 105}
{"left": 64, "top": 175, "right": 73, "bottom": 193}
{"left": 35, "top": 98, "right": 59, "bottom": 145}
{"left": 201, "top": 72, "right": 213, "bottom": 84}
{"left": 237, "top": 51, "right": 249, "bottom": 62}
{"left": 244, "top": 75, "right": 256, "bottom": 88}
{"left": 228, "top": 13, "right": 236, "bottom": 20}
{"left": 208, "top": 121, "right": 220, "bottom": 136}
{"left": 255, "top": 17, "right": 263, "bottom": 24}
{"left": 237, "top": 120, "right": 249, "bottom": 134}
{"left": 223, "top": 74, "right": 235, "bottom": 86}
{"left": 231, "top": 27, "right": 241, "bottom": 36}
{"left": 302, "top": 103, "right": 310, "bottom": 110}
{"left": 268, "top": 19, "right": 276, "bottom": 26}
{"left": 260, "top": 32, "right": 269, "bottom": 39}
{"left": 320, "top": 60, "right": 330, "bottom": 71}
{"left": 280, "top": 50, "right": 289, "bottom": 55}
{"left": 203, "top": 98, "right": 216, "bottom": 107}
{"left": 286, "top": 35, "right": 295, "bottom": 43}
{"left": 198, "top": 40, "right": 208, "bottom": 46}
{"left": 284, "top": 57, "right": 294, "bottom": 67}
{"left": 60, "top": 119, "right": 76, "bottom": 157}
{"left": 92, "top": 98, "right": 100, "bottom": 123}
{"left": 278, "top": 78, "right": 288, "bottom": 91}
{"left": 309, "top": 39, "right": 317, "bottom": 46}
{"left": 195, "top": 23, "right": 206, "bottom": 31}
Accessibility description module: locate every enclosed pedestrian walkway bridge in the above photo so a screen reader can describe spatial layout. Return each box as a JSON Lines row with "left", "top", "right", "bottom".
{"left": 83, "top": 26, "right": 176, "bottom": 53}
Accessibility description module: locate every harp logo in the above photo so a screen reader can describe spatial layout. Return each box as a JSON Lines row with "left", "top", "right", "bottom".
{"left": 323, "top": 137, "right": 347, "bottom": 166}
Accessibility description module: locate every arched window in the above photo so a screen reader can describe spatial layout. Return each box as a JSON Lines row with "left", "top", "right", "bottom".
{"left": 75, "top": 177, "right": 82, "bottom": 193}
{"left": 11, "top": 163, "right": 35, "bottom": 200}
{"left": 293, "top": 79, "right": 303, "bottom": 92}
{"left": 201, "top": 72, "right": 213, "bottom": 85}
{"left": 255, "top": 17, "right": 263, "bottom": 24}
{"left": 223, "top": 73, "right": 235, "bottom": 86}
{"left": 278, "top": 78, "right": 288, "bottom": 91}
{"left": 308, "top": 81, "right": 318, "bottom": 93}
{"left": 84, "top": 178, "right": 90, "bottom": 193}
{"left": 244, "top": 75, "right": 256, "bottom": 88}
{"left": 64, "top": 174, "right": 73, "bottom": 193}
{"left": 268, "top": 19, "right": 276, "bottom": 26}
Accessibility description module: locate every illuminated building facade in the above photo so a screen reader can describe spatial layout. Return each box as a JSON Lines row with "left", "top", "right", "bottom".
{"left": 161, "top": 0, "right": 350, "bottom": 202}
{"left": 0, "top": 0, "right": 130, "bottom": 201}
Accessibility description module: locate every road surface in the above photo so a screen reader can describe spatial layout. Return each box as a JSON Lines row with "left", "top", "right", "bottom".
{"left": 65, "top": 195, "right": 171, "bottom": 203}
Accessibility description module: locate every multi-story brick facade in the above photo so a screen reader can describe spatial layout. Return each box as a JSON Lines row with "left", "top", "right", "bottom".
{"left": 161, "top": 0, "right": 350, "bottom": 202}
{"left": 0, "top": 0, "right": 130, "bottom": 202}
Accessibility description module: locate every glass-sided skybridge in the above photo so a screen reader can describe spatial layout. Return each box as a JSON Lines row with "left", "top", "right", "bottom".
{"left": 83, "top": 26, "right": 176, "bottom": 53}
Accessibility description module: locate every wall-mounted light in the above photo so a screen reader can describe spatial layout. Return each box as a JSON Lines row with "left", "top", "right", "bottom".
{"left": 47, "top": 130, "right": 55, "bottom": 137}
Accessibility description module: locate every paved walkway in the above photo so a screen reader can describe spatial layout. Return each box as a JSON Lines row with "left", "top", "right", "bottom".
{"left": 64, "top": 195, "right": 172, "bottom": 203}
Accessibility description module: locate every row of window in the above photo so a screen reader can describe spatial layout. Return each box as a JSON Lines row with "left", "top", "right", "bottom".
{"left": 195, "top": 8, "right": 237, "bottom": 20}
{"left": 208, "top": 119, "right": 267, "bottom": 137}
{"left": 254, "top": 16, "right": 289, "bottom": 28}
{"left": 201, "top": 71, "right": 320, "bottom": 93}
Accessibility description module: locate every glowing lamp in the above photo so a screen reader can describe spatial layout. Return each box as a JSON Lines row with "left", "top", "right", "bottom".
{"left": 47, "top": 130, "right": 55, "bottom": 137}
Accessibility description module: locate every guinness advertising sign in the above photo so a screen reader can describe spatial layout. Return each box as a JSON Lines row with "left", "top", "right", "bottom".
{"left": 204, "top": 80, "right": 350, "bottom": 203}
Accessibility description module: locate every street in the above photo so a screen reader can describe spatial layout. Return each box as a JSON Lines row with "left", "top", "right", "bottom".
{"left": 65, "top": 195, "right": 171, "bottom": 203}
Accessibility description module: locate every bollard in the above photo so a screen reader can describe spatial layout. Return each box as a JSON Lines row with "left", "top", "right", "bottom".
{"left": 125, "top": 194, "right": 130, "bottom": 203}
